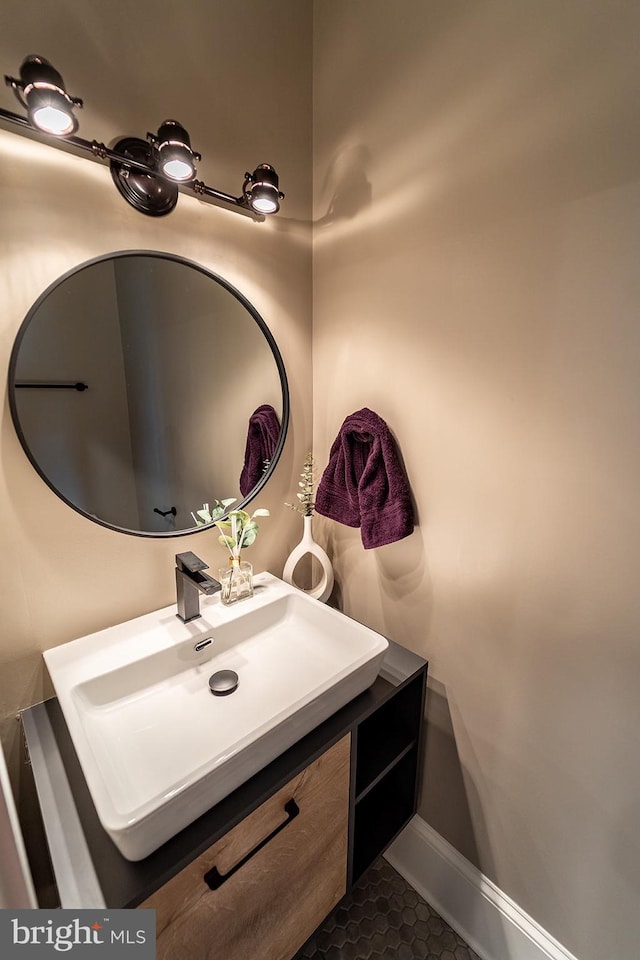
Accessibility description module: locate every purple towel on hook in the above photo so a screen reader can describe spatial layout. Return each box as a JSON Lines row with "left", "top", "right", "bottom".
{"left": 315, "top": 407, "right": 414, "bottom": 549}
{"left": 239, "top": 404, "right": 281, "bottom": 496}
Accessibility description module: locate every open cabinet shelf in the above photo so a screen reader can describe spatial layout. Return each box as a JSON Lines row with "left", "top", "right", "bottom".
{"left": 352, "top": 745, "right": 419, "bottom": 882}
{"left": 350, "top": 672, "right": 425, "bottom": 884}
{"left": 354, "top": 672, "right": 424, "bottom": 798}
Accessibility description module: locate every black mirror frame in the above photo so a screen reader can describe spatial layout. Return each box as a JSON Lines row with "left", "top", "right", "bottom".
{"left": 8, "top": 250, "right": 290, "bottom": 538}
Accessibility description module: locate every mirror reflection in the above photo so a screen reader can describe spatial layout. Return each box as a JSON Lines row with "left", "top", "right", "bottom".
{"left": 9, "top": 252, "right": 288, "bottom": 536}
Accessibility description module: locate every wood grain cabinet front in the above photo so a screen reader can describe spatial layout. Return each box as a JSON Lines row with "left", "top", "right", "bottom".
{"left": 141, "top": 734, "right": 351, "bottom": 960}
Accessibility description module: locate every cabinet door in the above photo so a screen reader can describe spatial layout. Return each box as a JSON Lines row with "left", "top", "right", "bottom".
{"left": 142, "top": 734, "right": 350, "bottom": 960}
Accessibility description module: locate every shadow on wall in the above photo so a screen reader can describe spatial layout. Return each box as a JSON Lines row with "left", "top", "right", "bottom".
{"left": 321, "top": 518, "right": 428, "bottom": 661}
{"left": 419, "top": 677, "right": 485, "bottom": 872}
{"left": 315, "top": 143, "right": 372, "bottom": 226}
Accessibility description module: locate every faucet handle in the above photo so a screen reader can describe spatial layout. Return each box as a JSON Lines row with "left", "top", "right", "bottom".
{"left": 176, "top": 551, "right": 209, "bottom": 573}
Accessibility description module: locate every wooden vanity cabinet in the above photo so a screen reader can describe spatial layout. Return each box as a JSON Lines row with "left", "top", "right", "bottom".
{"left": 21, "top": 639, "right": 426, "bottom": 960}
{"left": 142, "top": 736, "right": 350, "bottom": 960}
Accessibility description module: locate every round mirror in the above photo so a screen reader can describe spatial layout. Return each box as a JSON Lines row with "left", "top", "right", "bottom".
{"left": 9, "top": 251, "right": 289, "bottom": 536}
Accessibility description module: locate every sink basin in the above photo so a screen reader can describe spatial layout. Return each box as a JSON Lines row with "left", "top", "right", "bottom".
{"left": 43, "top": 573, "right": 388, "bottom": 861}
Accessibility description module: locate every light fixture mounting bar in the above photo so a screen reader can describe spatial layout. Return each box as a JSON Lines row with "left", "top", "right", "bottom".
{"left": 0, "top": 104, "right": 265, "bottom": 220}
{"left": 192, "top": 179, "right": 246, "bottom": 206}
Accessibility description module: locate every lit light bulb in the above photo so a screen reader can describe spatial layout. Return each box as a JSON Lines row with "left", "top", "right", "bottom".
{"left": 32, "top": 104, "right": 75, "bottom": 136}
{"left": 251, "top": 194, "right": 279, "bottom": 215}
{"left": 161, "top": 157, "right": 195, "bottom": 182}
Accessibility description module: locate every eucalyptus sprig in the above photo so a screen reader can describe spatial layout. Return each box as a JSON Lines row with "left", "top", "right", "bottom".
{"left": 190, "top": 498, "right": 237, "bottom": 527}
{"left": 215, "top": 507, "right": 270, "bottom": 560}
{"left": 285, "top": 452, "right": 315, "bottom": 517}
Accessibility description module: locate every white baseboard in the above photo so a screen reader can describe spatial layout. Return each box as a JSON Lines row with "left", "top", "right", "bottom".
{"left": 384, "top": 816, "right": 580, "bottom": 960}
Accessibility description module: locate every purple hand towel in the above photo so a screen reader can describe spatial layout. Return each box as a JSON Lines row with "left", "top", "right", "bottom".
{"left": 239, "top": 404, "right": 281, "bottom": 496}
{"left": 315, "top": 408, "right": 414, "bottom": 549}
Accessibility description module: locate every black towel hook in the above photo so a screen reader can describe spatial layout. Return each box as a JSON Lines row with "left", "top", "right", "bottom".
{"left": 154, "top": 506, "right": 176, "bottom": 518}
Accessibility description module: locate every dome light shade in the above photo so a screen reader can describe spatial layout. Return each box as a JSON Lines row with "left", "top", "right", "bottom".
{"left": 151, "top": 120, "right": 200, "bottom": 182}
{"left": 243, "top": 164, "right": 284, "bottom": 215}
{"left": 11, "top": 55, "right": 82, "bottom": 136}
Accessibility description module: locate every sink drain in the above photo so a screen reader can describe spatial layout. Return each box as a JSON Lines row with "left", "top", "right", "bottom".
{"left": 209, "top": 670, "right": 239, "bottom": 696}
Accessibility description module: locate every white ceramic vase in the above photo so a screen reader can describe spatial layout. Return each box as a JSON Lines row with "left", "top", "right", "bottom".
{"left": 282, "top": 515, "right": 334, "bottom": 603}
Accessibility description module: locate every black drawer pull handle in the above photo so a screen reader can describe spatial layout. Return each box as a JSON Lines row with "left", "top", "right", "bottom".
{"left": 203, "top": 798, "right": 300, "bottom": 891}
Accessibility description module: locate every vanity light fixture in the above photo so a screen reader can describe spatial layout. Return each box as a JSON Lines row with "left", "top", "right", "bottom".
{"left": 5, "top": 55, "right": 82, "bottom": 136}
{"left": 243, "top": 164, "right": 285, "bottom": 215}
{"left": 1, "top": 55, "right": 284, "bottom": 220}
{"left": 149, "top": 120, "right": 201, "bottom": 183}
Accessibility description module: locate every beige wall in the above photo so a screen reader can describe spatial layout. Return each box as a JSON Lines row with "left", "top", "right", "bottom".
{"left": 313, "top": 2, "right": 640, "bottom": 959}
{"left": 0, "top": 0, "right": 312, "bottom": 774}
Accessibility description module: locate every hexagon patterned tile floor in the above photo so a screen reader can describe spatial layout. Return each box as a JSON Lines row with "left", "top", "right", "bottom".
{"left": 295, "top": 858, "right": 481, "bottom": 960}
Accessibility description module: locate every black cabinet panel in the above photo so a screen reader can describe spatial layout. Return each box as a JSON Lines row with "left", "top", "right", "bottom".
{"left": 350, "top": 669, "right": 425, "bottom": 885}
{"left": 355, "top": 674, "right": 424, "bottom": 798}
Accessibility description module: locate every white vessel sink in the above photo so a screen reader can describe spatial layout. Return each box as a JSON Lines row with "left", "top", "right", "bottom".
{"left": 43, "top": 573, "right": 388, "bottom": 861}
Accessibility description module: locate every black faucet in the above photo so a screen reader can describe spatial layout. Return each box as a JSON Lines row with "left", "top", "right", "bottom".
{"left": 175, "top": 552, "right": 221, "bottom": 622}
